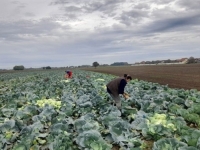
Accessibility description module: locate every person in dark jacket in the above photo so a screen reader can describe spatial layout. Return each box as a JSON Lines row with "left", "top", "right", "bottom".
{"left": 106, "top": 75, "right": 132, "bottom": 109}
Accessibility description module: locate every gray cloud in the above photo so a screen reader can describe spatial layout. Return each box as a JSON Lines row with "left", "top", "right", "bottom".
{"left": 151, "top": 0, "right": 172, "bottom": 4}
{"left": 0, "top": 0, "right": 200, "bottom": 69}
{"left": 117, "top": 9, "right": 149, "bottom": 26}
{"left": 24, "top": 12, "right": 35, "bottom": 17}
{"left": 176, "top": 0, "right": 200, "bottom": 10}
{"left": 142, "top": 13, "right": 200, "bottom": 33}
{"left": 133, "top": 3, "right": 150, "bottom": 9}
{"left": 11, "top": 1, "right": 26, "bottom": 8}
{"left": 50, "top": 0, "right": 70, "bottom": 5}
{"left": 0, "top": 19, "right": 65, "bottom": 41}
{"left": 65, "top": 6, "right": 82, "bottom": 12}
{"left": 62, "top": 6, "right": 84, "bottom": 20}
{"left": 52, "top": 0, "right": 124, "bottom": 16}
{"left": 83, "top": 0, "right": 124, "bottom": 16}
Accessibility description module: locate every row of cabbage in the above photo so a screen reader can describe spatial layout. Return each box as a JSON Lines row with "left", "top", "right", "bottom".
{"left": 0, "top": 70, "right": 200, "bottom": 150}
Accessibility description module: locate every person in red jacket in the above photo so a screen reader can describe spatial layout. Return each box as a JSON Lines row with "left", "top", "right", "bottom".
{"left": 64, "top": 70, "right": 73, "bottom": 79}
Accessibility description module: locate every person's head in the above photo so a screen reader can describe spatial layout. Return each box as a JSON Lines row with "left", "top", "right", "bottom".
{"left": 65, "top": 70, "right": 70, "bottom": 74}
{"left": 124, "top": 74, "right": 127, "bottom": 78}
{"left": 126, "top": 75, "right": 132, "bottom": 82}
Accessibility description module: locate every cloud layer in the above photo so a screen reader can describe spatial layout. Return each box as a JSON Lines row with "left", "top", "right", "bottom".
{"left": 0, "top": 0, "right": 200, "bottom": 69}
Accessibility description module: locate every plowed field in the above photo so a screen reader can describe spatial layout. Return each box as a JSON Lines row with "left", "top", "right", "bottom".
{"left": 82, "top": 64, "right": 200, "bottom": 91}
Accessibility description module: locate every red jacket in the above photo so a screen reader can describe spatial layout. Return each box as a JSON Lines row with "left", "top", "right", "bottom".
{"left": 67, "top": 71, "right": 72, "bottom": 78}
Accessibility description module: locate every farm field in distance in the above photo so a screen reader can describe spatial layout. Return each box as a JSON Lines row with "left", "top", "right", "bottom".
{"left": 82, "top": 63, "right": 200, "bottom": 91}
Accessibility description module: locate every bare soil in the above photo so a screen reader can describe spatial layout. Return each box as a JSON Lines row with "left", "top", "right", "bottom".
{"left": 81, "top": 64, "right": 200, "bottom": 91}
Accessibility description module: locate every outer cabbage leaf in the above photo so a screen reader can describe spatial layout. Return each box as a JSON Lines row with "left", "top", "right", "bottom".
{"left": 153, "top": 138, "right": 187, "bottom": 150}
{"left": 76, "top": 130, "right": 112, "bottom": 150}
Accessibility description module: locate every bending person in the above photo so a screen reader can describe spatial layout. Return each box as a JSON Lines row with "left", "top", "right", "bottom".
{"left": 106, "top": 75, "right": 132, "bottom": 110}
{"left": 64, "top": 70, "right": 73, "bottom": 79}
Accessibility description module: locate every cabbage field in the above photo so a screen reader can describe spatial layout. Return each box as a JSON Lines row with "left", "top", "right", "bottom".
{"left": 1, "top": 70, "right": 200, "bottom": 150}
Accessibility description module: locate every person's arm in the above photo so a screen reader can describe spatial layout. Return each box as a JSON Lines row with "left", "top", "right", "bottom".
{"left": 119, "top": 79, "right": 129, "bottom": 99}
{"left": 118, "top": 79, "right": 126, "bottom": 94}
{"left": 64, "top": 74, "right": 68, "bottom": 79}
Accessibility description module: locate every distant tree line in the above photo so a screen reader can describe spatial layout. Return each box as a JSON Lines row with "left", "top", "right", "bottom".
{"left": 144, "top": 59, "right": 180, "bottom": 64}
{"left": 110, "top": 62, "right": 128, "bottom": 66}
{"left": 13, "top": 65, "right": 25, "bottom": 70}
{"left": 136, "top": 57, "right": 200, "bottom": 65}
{"left": 91, "top": 62, "right": 129, "bottom": 68}
{"left": 11, "top": 57, "right": 198, "bottom": 71}
{"left": 43, "top": 66, "right": 51, "bottom": 69}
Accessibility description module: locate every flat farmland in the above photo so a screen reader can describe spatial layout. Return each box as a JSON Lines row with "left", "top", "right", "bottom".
{"left": 82, "top": 64, "right": 200, "bottom": 91}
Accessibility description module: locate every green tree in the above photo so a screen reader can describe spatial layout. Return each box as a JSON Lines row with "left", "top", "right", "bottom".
{"left": 187, "top": 57, "right": 195, "bottom": 64}
{"left": 13, "top": 65, "right": 25, "bottom": 70}
{"left": 46, "top": 66, "right": 51, "bottom": 69}
{"left": 165, "top": 59, "right": 171, "bottom": 63}
{"left": 93, "top": 61, "right": 99, "bottom": 68}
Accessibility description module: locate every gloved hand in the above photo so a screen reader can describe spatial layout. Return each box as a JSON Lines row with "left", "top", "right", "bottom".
{"left": 123, "top": 93, "right": 129, "bottom": 99}
{"left": 124, "top": 92, "right": 129, "bottom": 96}
{"left": 124, "top": 95, "right": 129, "bottom": 99}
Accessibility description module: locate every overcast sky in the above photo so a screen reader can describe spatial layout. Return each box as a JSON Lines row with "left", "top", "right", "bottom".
{"left": 0, "top": 0, "right": 200, "bottom": 69}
